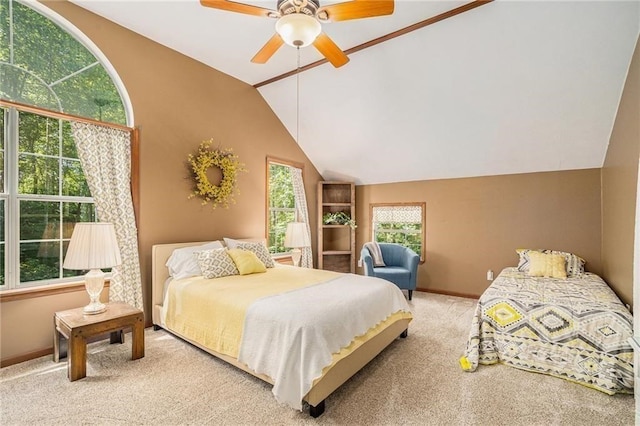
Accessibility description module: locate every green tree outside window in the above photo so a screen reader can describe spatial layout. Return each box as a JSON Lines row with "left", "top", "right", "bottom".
{"left": 267, "top": 162, "right": 297, "bottom": 255}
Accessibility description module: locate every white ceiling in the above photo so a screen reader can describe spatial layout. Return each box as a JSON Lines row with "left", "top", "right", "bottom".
{"left": 70, "top": 0, "right": 640, "bottom": 185}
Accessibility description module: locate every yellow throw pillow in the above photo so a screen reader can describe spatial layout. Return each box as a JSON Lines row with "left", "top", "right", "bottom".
{"left": 227, "top": 248, "right": 267, "bottom": 275}
{"left": 527, "top": 251, "right": 567, "bottom": 279}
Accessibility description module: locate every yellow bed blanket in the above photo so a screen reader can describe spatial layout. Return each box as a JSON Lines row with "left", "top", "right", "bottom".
{"left": 163, "top": 266, "right": 341, "bottom": 358}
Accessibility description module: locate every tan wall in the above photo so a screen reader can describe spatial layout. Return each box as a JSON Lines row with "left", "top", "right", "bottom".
{"left": 356, "top": 169, "right": 602, "bottom": 298}
{"left": 1, "top": 287, "right": 110, "bottom": 363}
{"left": 601, "top": 36, "right": 640, "bottom": 307}
{"left": 0, "top": 1, "right": 322, "bottom": 363}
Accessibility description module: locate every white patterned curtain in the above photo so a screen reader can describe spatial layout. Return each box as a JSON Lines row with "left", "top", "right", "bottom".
{"left": 289, "top": 167, "right": 313, "bottom": 268}
{"left": 372, "top": 205, "right": 423, "bottom": 224}
{"left": 70, "top": 122, "right": 143, "bottom": 310}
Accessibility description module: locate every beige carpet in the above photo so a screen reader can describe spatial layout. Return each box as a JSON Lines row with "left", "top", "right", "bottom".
{"left": 0, "top": 292, "right": 634, "bottom": 425}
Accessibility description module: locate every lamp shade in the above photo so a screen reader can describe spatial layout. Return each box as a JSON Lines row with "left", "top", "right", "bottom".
{"left": 63, "top": 222, "right": 122, "bottom": 270}
{"left": 284, "top": 222, "right": 310, "bottom": 248}
{"left": 275, "top": 14, "right": 321, "bottom": 47}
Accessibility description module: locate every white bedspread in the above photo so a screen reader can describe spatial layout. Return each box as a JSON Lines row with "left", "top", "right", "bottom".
{"left": 237, "top": 273, "right": 411, "bottom": 410}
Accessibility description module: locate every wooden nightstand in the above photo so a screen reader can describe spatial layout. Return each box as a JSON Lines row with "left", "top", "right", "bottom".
{"left": 274, "top": 255, "right": 294, "bottom": 265}
{"left": 53, "top": 302, "right": 145, "bottom": 381}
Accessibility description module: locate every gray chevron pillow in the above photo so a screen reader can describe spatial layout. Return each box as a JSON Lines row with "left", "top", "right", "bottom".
{"left": 196, "top": 248, "right": 239, "bottom": 279}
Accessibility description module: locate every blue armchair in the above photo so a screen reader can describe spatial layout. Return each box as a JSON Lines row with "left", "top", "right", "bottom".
{"left": 361, "top": 243, "right": 419, "bottom": 300}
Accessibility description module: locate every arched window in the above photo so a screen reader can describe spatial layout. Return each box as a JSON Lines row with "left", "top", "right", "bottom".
{"left": 0, "top": 0, "right": 129, "bottom": 124}
{"left": 0, "top": 0, "right": 132, "bottom": 289}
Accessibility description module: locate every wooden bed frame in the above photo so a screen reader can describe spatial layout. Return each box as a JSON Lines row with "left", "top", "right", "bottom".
{"left": 151, "top": 242, "right": 411, "bottom": 417}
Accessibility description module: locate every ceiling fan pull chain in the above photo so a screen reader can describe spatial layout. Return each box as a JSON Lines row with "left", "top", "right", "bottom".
{"left": 296, "top": 46, "right": 300, "bottom": 144}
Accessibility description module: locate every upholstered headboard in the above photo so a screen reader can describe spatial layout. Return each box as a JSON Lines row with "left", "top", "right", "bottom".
{"left": 150, "top": 238, "right": 266, "bottom": 325}
{"left": 151, "top": 242, "right": 207, "bottom": 325}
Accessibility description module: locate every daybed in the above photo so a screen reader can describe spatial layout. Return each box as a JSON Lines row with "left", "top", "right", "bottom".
{"left": 461, "top": 249, "right": 633, "bottom": 394}
{"left": 151, "top": 240, "right": 413, "bottom": 417}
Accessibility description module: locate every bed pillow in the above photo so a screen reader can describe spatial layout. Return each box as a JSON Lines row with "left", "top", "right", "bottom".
{"left": 225, "top": 239, "right": 275, "bottom": 268}
{"left": 227, "top": 248, "right": 267, "bottom": 275}
{"left": 166, "top": 241, "right": 224, "bottom": 279}
{"left": 195, "top": 248, "right": 239, "bottom": 279}
{"left": 554, "top": 250, "right": 586, "bottom": 277}
{"left": 516, "top": 248, "right": 534, "bottom": 272}
{"left": 223, "top": 237, "right": 265, "bottom": 249}
{"left": 527, "top": 251, "right": 567, "bottom": 279}
{"left": 516, "top": 248, "right": 585, "bottom": 277}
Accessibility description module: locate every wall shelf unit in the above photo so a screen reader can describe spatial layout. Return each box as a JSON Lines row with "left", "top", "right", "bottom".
{"left": 317, "top": 181, "right": 355, "bottom": 273}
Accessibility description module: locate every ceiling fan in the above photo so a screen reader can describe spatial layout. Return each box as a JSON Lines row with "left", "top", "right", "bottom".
{"left": 200, "top": 0, "right": 394, "bottom": 67}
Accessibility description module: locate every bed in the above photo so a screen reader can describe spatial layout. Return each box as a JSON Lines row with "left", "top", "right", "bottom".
{"left": 461, "top": 260, "right": 634, "bottom": 394}
{"left": 151, "top": 241, "right": 413, "bottom": 417}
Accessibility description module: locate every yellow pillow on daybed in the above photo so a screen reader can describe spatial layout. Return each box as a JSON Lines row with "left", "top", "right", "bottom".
{"left": 527, "top": 251, "right": 567, "bottom": 279}
{"left": 227, "top": 248, "right": 267, "bottom": 275}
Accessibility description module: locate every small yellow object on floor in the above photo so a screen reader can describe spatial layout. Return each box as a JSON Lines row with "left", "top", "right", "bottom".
{"left": 459, "top": 356, "right": 473, "bottom": 371}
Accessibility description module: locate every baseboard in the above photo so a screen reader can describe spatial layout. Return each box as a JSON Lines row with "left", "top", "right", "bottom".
{"left": 415, "top": 287, "right": 479, "bottom": 300}
{"left": 1, "top": 348, "right": 53, "bottom": 368}
{"left": 1, "top": 326, "right": 153, "bottom": 368}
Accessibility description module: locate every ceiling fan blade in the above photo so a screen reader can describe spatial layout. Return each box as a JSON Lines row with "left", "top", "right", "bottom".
{"left": 251, "top": 34, "right": 285, "bottom": 64}
{"left": 317, "top": 0, "right": 394, "bottom": 23}
{"left": 313, "top": 33, "right": 349, "bottom": 68}
{"left": 200, "top": 0, "right": 278, "bottom": 18}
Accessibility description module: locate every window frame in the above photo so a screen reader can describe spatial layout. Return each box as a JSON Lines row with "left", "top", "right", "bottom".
{"left": 265, "top": 156, "right": 304, "bottom": 258}
{"left": 369, "top": 202, "right": 426, "bottom": 263}
{"left": 3, "top": 107, "right": 97, "bottom": 289}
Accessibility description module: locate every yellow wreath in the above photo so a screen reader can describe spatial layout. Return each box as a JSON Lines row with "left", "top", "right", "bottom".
{"left": 187, "top": 140, "right": 247, "bottom": 209}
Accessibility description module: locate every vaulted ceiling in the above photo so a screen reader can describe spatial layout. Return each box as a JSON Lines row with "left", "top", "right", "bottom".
{"left": 70, "top": 0, "right": 640, "bottom": 185}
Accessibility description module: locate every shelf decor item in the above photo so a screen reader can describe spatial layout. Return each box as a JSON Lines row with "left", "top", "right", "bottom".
{"left": 63, "top": 222, "right": 122, "bottom": 315}
{"left": 284, "top": 222, "right": 311, "bottom": 267}
{"left": 187, "top": 139, "right": 247, "bottom": 209}
{"left": 322, "top": 211, "right": 357, "bottom": 229}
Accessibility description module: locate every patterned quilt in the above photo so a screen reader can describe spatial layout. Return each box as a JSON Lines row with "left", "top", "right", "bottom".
{"left": 460, "top": 267, "right": 634, "bottom": 394}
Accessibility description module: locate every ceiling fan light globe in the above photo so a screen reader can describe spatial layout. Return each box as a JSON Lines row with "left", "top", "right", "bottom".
{"left": 275, "top": 14, "right": 321, "bottom": 48}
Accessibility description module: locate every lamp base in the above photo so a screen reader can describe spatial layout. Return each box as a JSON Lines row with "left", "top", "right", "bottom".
{"left": 84, "top": 269, "right": 107, "bottom": 315}
{"left": 83, "top": 302, "right": 107, "bottom": 315}
{"left": 291, "top": 248, "right": 302, "bottom": 267}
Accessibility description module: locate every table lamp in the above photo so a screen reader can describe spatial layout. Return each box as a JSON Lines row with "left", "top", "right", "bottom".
{"left": 284, "top": 222, "right": 310, "bottom": 267}
{"left": 63, "top": 222, "right": 122, "bottom": 315}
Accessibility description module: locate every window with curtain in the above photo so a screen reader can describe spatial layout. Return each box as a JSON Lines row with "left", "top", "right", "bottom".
{"left": 1, "top": 108, "right": 98, "bottom": 288}
{"left": 370, "top": 203, "right": 426, "bottom": 262}
{"left": 0, "top": 0, "right": 128, "bottom": 289}
{"left": 266, "top": 159, "right": 300, "bottom": 255}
